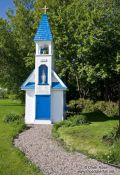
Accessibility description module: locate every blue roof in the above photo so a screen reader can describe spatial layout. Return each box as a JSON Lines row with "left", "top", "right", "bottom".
{"left": 34, "top": 14, "right": 53, "bottom": 41}
{"left": 21, "top": 82, "right": 35, "bottom": 89}
{"left": 52, "top": 82, "right": 66, "bottom": 89}
{"left": 21, "top": 82, "right": 66, "bottom": 90}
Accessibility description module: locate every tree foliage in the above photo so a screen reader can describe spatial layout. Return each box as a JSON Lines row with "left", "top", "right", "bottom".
{"left": 0, "top": 0, "right": 120, "bottom": 101}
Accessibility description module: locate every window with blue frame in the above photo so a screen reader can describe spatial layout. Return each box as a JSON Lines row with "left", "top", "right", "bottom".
{"left": 40, "top": 45, "right": 49, "bottom": 55}
{"left": 39, "top": 65, "right": 48, "bottom": 85}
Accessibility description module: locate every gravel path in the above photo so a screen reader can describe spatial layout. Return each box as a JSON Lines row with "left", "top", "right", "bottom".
{"left": 14, "top": 125, "right": 120, "bottom": 175}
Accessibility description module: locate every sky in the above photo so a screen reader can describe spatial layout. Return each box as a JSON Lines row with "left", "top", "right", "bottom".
{"left": 0, "top": 0, "right": 15, "bottom": 19}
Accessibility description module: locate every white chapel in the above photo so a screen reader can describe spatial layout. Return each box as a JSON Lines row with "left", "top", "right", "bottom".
{"left": 21, "top": 8, "right": 67, "bottom": 124}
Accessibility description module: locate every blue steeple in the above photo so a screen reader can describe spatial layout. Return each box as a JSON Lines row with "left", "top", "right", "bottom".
{"left": 34, "top": 14, "right": 53, "bottom": 41}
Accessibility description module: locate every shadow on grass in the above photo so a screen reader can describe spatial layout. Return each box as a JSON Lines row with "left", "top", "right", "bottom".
{"left": 82, "top": 111, "right": 118, "bottom": 122}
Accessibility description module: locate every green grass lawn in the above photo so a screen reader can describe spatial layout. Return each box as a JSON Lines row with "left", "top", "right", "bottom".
{"left": 58, "top": 121, "right": 117, "bottom": 154}
{"left": 54, "top": 112, "right": 120, "bottom": 164}
{"left": 0, "top": 99, "right": 43, "bottom": 175}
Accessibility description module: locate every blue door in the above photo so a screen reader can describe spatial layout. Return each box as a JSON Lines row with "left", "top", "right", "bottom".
{"left": 36, "top": 95, "right": 51, "bottom": 120}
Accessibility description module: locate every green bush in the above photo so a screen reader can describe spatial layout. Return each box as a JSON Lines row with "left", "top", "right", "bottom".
{"left": 53, "top": 114, "right": 89, "bottom": 130}
{"left": 68, "top": 99, "right": 118, "bottom": 117}
{"left": 68, "top": 98, "right": 95, "bottom": 113}
{"left": 102, "top": 126, "right": 120, "bottom": 145}
{"left": 8, "top": 94, "right": 18, "bottom": 100}
{"left": 98, "top": 126, "right": 120, "bottom": 164}
{"left": 69, "top": 115, "right": 89, "bottom": 126}
{"left": 102, "top": 127, "right": 118, "bottom": 145}
{"left": 54, "top": 120, "right": 73, "bottom": 129}
{"left": 67, "top": 100, "right": 81, "bottom": 113}
{"left": 97, "top": 139, "right": 120, "bottom": 164}
{"left": 96, "top": 150, "right": 115, "bottom": 164}
{"left": 78, "top": 99, "right": 95, "bottom": 113}
{"left": 0, "top": 88, "right": 8, "bottom": 99}
{"left": 111, "top": 139, "right": 120, "bottom": 164}
{"left": 3, "top": 113, "right": 23, "bottom": 123}
{"left": 52, "top": 114, "right": 89, "bottom": 138}
{"left": 95, "top": 101, "right": 118, "bottom": 117}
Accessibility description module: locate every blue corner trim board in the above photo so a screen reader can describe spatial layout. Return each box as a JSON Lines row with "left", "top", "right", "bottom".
{"left": 34, "top": 14, "right": 53, "bottom": 41}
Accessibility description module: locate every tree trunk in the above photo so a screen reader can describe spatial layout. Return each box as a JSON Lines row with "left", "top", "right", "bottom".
{"left": 76, "top": 76, "right": 81, "bottom": 98}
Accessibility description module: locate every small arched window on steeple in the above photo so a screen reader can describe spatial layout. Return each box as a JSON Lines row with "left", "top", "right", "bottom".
{"left": 40, "top": 44, "right": 49, "bottom": 55}
{"left": 38, "top": 65, "right": 48, "bottom": 85}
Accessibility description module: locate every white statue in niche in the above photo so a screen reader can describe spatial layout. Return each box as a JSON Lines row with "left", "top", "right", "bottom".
{"left": 41, "top": 69, "right": 46, "bottom": 84}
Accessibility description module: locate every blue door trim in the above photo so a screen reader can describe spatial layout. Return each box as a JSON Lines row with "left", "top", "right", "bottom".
{"left": 35, "top": 95, "right": 51, "bottom": 120}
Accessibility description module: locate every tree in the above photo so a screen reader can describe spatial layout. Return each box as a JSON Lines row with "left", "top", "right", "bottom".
{"left": 46, "top": 0, "right": 120, "bottom": 100}
{"left": 0, "top": 0, "right": 35, "bottom": 99}
{"left": 0, "top": 0, "right": 120, "bottom": 101}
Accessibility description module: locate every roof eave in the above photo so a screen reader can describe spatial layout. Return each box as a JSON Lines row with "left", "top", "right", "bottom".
{"left": 34, "top": 39, "right": 53, "bottom": 41}
{"left": 52, "top": 88, "right": 67, "bottom": 91}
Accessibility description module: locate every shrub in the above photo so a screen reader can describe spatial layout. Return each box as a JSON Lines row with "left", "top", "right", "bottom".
{"left": 78, "top": 99, "right": 95, "bottom": 113}
{"left": 102, "top": 126, "right": 120, "bottom": 145}
{"left": 54, "top": 120, "right": 73, "bottom": 128}
{"left": 95, "top": 101, "right": 118, "bottom": 117}
{"left": 67, "top": 100, "right": 81, "bottom": 114}
{"left": 0, "top": 88, "right": 8, "bottom": 99}
{"left": 96, "top": 150, "right": 115, "bottom": 164}
{"left": 68, "top": 98, "right": 95, "bottom": 114}
{"left": 52, "top": 114, "right": 89, "bottom": 139}
{"left": 97, "top": 139, "right": 120, "bottom": 164}
{"left": 68, "top": 99, "right": 118, "bottom": 117}
{"left": 3, "top": 113, "right": 23, "bottom": 123}
{"left": 111, "top": 139, "right": 120, "bottom": 164}
{"left": 7, "top": 94, "right": 18, "bottom": 100}
{"left": 69, "top": 115, "right": 89, "bottom": 126}
{"left": 52, "top": 122, "right": 65, "bottom": 138}
{"left": 102, "top": 127, "right": 117, "bottom": 145}
{"left": 53, "top": 114, "right": 89, "bottom": 130}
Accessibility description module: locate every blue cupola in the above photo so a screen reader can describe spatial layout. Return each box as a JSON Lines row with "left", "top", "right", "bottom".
{"left": 34, "top": 14, "right": 53, "bottom": 41}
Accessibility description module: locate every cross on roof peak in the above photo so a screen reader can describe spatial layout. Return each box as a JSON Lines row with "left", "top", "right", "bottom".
{"left": 42, "top": 5, "right": 49, "bottom": 14}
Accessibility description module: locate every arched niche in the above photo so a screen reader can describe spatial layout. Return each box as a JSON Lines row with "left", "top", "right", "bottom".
{"left": 38, "top": 64, "right": 48, "bottom": 85}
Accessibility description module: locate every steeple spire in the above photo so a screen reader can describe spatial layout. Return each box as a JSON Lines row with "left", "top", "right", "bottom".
{"left": 34, "top": 12, "right": 53, "bottom": 41}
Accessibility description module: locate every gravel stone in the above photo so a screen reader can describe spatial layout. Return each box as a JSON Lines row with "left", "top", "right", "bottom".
{"left": 14, "top": 125, "right": 120, "bottom": 175}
